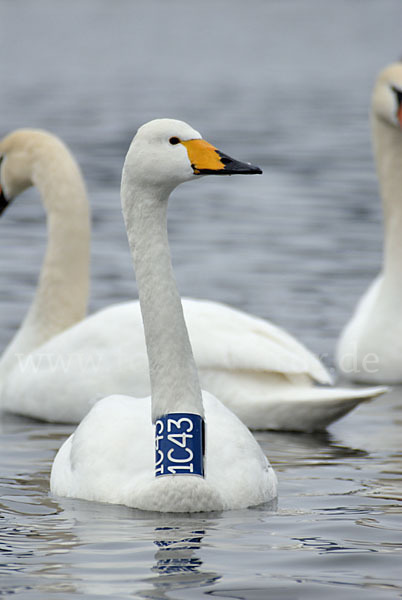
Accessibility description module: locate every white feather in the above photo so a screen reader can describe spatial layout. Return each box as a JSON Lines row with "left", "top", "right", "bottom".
{"left": 337, "top": 62, "right": 402, "bottom": 383}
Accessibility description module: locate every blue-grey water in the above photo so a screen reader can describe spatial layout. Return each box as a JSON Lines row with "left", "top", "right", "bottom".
{"left": 1, "top": 1, "right": 402, "bottom": 598}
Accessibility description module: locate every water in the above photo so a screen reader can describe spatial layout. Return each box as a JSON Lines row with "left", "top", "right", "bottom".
{"left": 1, "top": 0, "right": 402, "bottom": 598}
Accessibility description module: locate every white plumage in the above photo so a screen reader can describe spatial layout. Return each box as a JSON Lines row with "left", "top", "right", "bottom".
{"left": 4, "top": 298, "right": 385, "bottom": 430}
{"left": 337, "top": 62, "right": 402, "bottom": 383}
{"left": 0, "top": 128, "right": 385, "bottom": 431}
{"left": 50, "top": 119, "right": 277, "bottom": 511}
{"left": 51, "top": 391, "right": 277, "bottom": 512}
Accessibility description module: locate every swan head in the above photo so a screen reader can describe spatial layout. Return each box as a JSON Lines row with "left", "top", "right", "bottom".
{"left": 372, "top": 62, "right": 402, "bottom": 129}
{"left": 0, "top": 129, "right": 38, "bottom": 214}
{"left": 0, "top": 128, "right": 85, "bottom": 216}
{"left": 122, "top": 118, "right": 262, "bottom": 195}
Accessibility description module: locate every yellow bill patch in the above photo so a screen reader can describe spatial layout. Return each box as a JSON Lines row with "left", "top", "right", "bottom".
{"left": 181, "top": 139, "right": 225, "bottom": 174}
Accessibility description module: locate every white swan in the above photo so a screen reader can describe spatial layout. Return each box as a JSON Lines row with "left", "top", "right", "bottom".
{"left": 50, "top": 118, "right": 278, "bottom": 512}
{"left": 0, "top": 129, "right": 386, "bottom": 431}
{"left": 0, "top": 129, "right": 90, "bottom": 377}
{"left": 337, "top": 62, "right": 402, "bottom": 383}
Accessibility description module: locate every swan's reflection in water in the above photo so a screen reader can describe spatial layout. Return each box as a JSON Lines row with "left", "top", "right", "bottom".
{"left": 137, "top": 523, "right": 221, "bottom": 599}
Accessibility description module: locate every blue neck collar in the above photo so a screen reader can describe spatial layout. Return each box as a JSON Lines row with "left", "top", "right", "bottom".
{"left": 155, "top": 413, "right": 205, "bottom": 478}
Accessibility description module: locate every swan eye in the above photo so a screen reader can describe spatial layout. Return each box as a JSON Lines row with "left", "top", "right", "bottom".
{"left": 169, "top": 137, "right": 180, "bottom": 145}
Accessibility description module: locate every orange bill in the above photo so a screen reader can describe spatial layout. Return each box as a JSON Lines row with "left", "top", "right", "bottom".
{"left": 181, "top": 139, "right": 262, "bottom": 175}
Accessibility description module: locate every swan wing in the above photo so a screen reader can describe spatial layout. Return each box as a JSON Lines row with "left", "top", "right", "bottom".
{"left": 1, "top": 297, "right": 332, "bottom": 422}
{"left": 1, "top": 302, "right": 149, "bottom": 422}
{"left": 182, "top": 298, "right": 332, "bottom": 384}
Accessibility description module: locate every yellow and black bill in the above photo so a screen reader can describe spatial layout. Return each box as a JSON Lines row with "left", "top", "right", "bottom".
{"left": 181, "top": 139, "right": 262, "bottom": 176}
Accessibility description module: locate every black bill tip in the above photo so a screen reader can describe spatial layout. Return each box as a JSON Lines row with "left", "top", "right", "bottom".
{"left": 0, "top": 186, "right": 10, "bottom": 216}
{"left": 196, "top": 150, "right": 263, "bottom": 176}
{"left": 218, "top": 151, "right": 263, "bottom": 175}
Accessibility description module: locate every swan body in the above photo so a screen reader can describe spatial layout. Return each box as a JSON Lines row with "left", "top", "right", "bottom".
{"left": 2, "top": 298, "right": 386, "bottom": 430}
{"left": 51, "top": 118, "right": 277, "bottom": 512}
{"left": 337, "top": 62, "right": 402, "bottom": 383}
{"left": 51, "top": 391, "right": 276, "bottom": 511}
{"left": 0, "top": 130, "right": 385, "bottom": 431}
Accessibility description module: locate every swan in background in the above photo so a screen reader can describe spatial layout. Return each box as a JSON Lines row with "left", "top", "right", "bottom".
{"left": 337, "top": 62, "right": 402, "bottom": 383}
{"left": 0, "top": 129, "right": 386, "bottom": 430}
{"left": 0, "top": 129, "right": 90, "bottom": 378}
{"left": 50, "top": 118, "right": 278, "bottom": 512}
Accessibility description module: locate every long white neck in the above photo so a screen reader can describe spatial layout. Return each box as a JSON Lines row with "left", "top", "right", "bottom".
{"left": 121, "top": 177, "right": 204, "bottom": 422}
{"left": 373, "top": 116, "right": 402, "bottom": 290}
{"left": 0, "top": 152, "right": 90, "bottom": 375}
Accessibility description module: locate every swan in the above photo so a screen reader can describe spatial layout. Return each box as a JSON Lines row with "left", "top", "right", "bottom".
{"left": 0, "top": 129, "right": 386, "bottom": 431}
{"left": 0, "top": 129, "right": 90, "bottom": 378}
{"left": 337, "top": 62, "right": 402, "bottom": 383}
{"left": 50, "top": 118, "right": 278, "bottom": 512}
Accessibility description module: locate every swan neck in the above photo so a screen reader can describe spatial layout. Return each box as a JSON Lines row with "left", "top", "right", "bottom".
{"left": 122, "top": 180, "right": 204, "bottom": 422}
{"left": 373, "top": 116, "right": 402, "bottom": 285}
{"left": 0, "top": 158, "right": 90, "bottom": 374}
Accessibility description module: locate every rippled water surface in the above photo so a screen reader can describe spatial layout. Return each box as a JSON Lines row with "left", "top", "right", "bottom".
{"left": 1, "top": 1, "right": 402, "bottom": 598}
